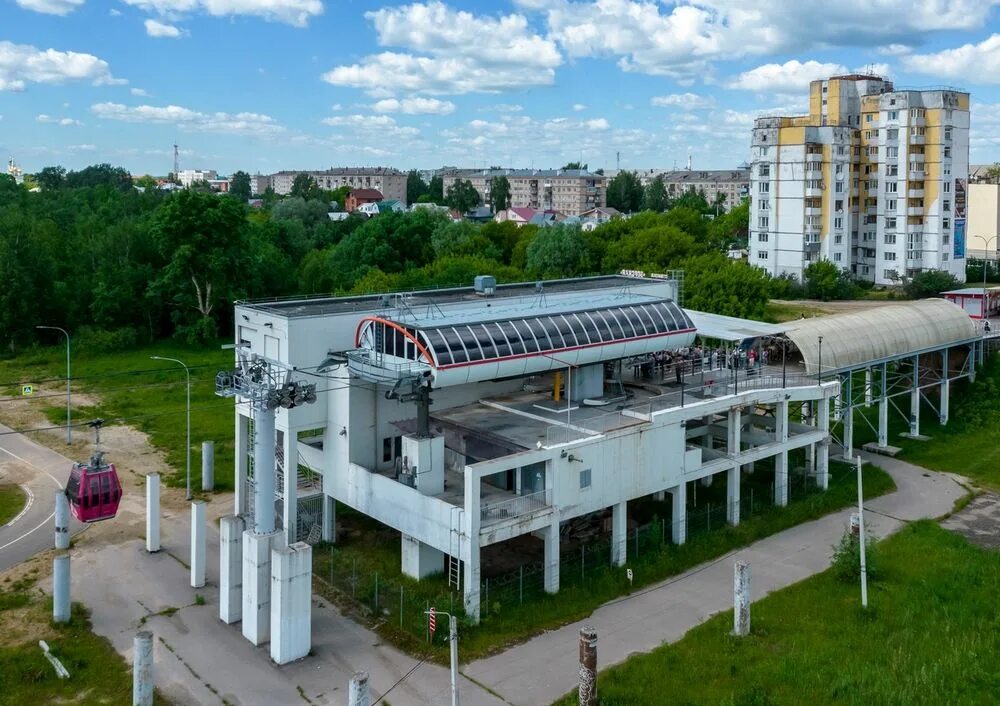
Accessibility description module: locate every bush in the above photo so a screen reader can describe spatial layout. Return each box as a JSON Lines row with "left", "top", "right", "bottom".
{"left": 74, "top": 326, "right": 142, "bottom": 354}
{"left": 830, "top": 529, "right": 879, "bottom": 584}
{"left": 904, "top": 269, "right": 960, "bottom": 299}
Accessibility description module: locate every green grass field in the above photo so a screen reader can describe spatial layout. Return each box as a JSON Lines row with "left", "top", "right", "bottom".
{"left": 0, "top": 484, "right": 26, "bottom": 526}
{"left": 0, "top": 341, "right": 235, "bottom": 491}
{"left": 553, "top": 521, "right": 1000, "bottom": 706}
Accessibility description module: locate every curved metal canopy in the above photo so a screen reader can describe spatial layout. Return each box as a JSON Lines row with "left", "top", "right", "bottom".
{"left": 783, "top": 299, "right": 977, "bottom": 375}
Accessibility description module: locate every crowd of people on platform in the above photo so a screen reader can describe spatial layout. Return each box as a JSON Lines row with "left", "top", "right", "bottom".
{"left": 630, "top": 340, "right": 785, "bottom": 385}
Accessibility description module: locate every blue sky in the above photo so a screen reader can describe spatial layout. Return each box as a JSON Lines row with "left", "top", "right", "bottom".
{"left": 3, "top": 0, "right": 1000, "bottom": 175}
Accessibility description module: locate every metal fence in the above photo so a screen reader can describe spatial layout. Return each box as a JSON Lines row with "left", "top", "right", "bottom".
{"left": 481, "top": 489, "right": 551, "bottom": 524}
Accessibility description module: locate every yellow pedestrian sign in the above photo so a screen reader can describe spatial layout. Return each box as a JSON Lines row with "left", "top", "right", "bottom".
{"left": 21, "top": 385, "right": 33, "bottom": 396}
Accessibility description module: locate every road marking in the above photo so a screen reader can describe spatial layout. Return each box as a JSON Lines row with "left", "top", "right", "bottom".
{"left": 3, "top": 484, "right": 34, "bottom": 528}
{"left": 0, "top": 442, "right": 66, "bottom": 553}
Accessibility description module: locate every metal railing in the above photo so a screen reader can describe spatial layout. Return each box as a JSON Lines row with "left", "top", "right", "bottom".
{"left": 346, "top": 349, "right": 431, "bottom": 382}
{"left": 481, "top": 488, "right": 551, "bottom": 524}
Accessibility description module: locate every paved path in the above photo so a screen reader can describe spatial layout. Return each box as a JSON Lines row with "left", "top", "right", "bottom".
{"left": 463, "top": 453, "right": 967, "bottom": 706}
{"left": 0, "top": 422, "right": 84, "bottom": 571}
{"left": 941, "top": 492, "right": 1000, "bottom": 550}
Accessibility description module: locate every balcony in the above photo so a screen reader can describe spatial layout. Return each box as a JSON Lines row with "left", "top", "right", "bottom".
{"left": 805, "top": 152, "right": 823, "bottom": 163}
{"left": 804, "top": 186, "right": 823, "bottom": 197}
{"left": 907, "top": 188, "right": 925, "bottom": 198}
{"left": 346, "top": 349, "right": 432, "bottom": 384}
{"left": 804, "top": 224, "right": 821, "bottom": 235}
{"left": 480, "top": 488, "right": 551, "bottom": 525}
{"left": 850, "top": 187, "right": 859, "bottom": 197}
{"left": 803, "top": 241, "right": 821, "bottom": 253}
{"left": 804, "top": 206, "right": 822, "bottom": 216}
{"left": 909, "top": 134, "right": 926, "bottom": 146}
{"left": 907, "top": 206, "right": 924, "bottom": 216}
{"left": 908, "top": 169, "right": 925, "bottom": 180}
{"left": 805, "top": 170, "right": 823, "bottom": 181}
{"left": 867, "top": 185, "right": 878, "bottom": 197}
{"left": 910, "top": 153, "right": 925, "bottom": 163}
{"left": 912, "top": 116, "right": 926, "bottom": 127}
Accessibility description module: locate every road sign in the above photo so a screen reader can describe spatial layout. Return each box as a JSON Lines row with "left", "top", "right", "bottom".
{"left": 626, "top": 568, "right": 633, "bottom": 586}
{"left": 21, "top": 385, "right": 33, "bottom": 396}
{"left": 428, "top": 607, "right": 437, "bottom": 637}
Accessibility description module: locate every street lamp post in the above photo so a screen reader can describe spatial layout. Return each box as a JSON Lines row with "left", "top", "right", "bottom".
{"left": 817, "top": 335, "right": 824, "bottom": 384}
{"left": 973, "top": 235, "right": 998, "bottom": 323}
{"left": 36, "top": 326, "right": 71, "bottom": 444}
{"left": 151, "top": 356, "right": 191, "bottom": 500}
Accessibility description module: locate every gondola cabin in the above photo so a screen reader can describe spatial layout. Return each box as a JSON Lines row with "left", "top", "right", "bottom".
{"left": 66, "top": 452, "right": 122, "bottom": 523}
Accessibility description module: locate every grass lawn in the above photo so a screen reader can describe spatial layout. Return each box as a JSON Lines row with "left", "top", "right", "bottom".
{"left": 314, "top": 463, "right": 895, "bottom": 662}
{"left": 552, "top": 521, "right": 1000, "bottom": 706}
{"left": 0, "top": 484, "right": 26, "bottom": 526}
{"left": 764, "top": 302, "right": 832, "bottom": 323}
{"left": 0, "top": 341, "right": 235, "bottom": 491}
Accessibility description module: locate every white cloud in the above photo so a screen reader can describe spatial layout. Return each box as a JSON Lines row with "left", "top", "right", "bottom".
{"left": 330, "top": 103, "right": 343, "bottom": 111}
{"left": 728, "top": 60, "right": 847, "bottom": 92}
{"left": 651, "top": 92, "right": 715, "bottom": 110}
{"left": 91, "top": 102, "right": 285, "bottom": 135}
{"left": 123, "top": 0, "right": 323, "bottom": 27}
{"left": 572, "top": 103, "right": 586, "bottom": 111}
{"left": 36, "top": 114, "right": 83, "bottom": 126}
{"left": 905, "top": 34, "right": 1000, "bottom": 83}
{"left": 321, "top": 113, "right": 421, "bottom": 139}
{"left": 372, "top": 97, "right": 455, "bottom": 115}
{"left": 439, "top": 114, "right": 631, "bottom": 161}
{"left": 15, "top": 0, "right": 84, "bottom": 15}
{"left": 879, "top": 43, "right": 911, "bottom": 56}
{"left": 131, "top": 87, "right": 150, "bottom": 96}
{"left": 0, "top": 41, "right": 123, "bottom": 91}
{"left": 324, "top": 2, "right": 560, "bottom": 95}
{"left": 145, "top": 19, "right": 183, "bottom": 37}
{"left": 110, "top": 7, "right": 122, "bottom": 15}
{"left": 480, "top": 103, "right": 523, "bottom": 113}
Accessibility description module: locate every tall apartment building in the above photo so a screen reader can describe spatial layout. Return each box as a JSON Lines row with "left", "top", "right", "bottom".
{"left": 269, "top": 168, "right": 407, "bottom": 203}
{"left": 749, "top": 75, "right": 969, "bottom": 285}
{"left": 442, "top": 168, "right": 606, "bottom": 215}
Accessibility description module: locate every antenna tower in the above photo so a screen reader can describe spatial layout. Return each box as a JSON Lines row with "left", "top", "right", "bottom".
{"left": 173, "top": 143, "right": 179, "bottom": 178}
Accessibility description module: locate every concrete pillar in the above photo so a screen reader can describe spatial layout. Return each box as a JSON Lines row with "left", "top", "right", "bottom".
{"left": 909, "top": 355, "right": 920, "bottom": 437}
{"left": 864, "top": 369, "right": 873, "bottom": 407}
{"left": 253, "top": 406, "right": 276, "bottom": 535}
{"left": 242, "top": 529, "right": 280, "bottom": 645}
{"left": 220, "top": 515, "right": 244, "bottom": 624}
{"left": 463, "top": 470, "right": 482, "bottom": 622}
{"left": 653, "top": 490, "right": 665, "bottom": 501}
{"left": 401, "top": 534, "right": 445, "bottom": 579}
{"left": 54, "top": 489, "right": 69, "bottom": 550}
{"left": 235, "top": 410, "right": 249, "bottom": 518}
{"left": 132, "top": 630, "right": 154, "bottom": 706}
{"left": 774, "top": 400, "right": 788, "bottom": 507}
{"left": 816, "top": 396, "right": 830, "bottom": 490}
{"left": 878, "top": 396, "right": 889, "bottom": 448}
{"left": 282, "top": 430, "right": 298, "bottom": 545}
{"left": 403, "top": 434, "right": 445, "bottom": 496}
{"left": 53, "top": 553, "right": 70, "bottom": 624}
{"left": 191, "top": 501, "right": 206, "bottom": 589}
{"left": 578, "top": 626, "right": 597, "bottom": 706}
{"left": 940, "top": 348, "right": 950, "bottom": 425}
{"left": 733, "top": 560, "right": 750, "bottom": 637}
{"left": 727, "top": 408, "right": 742, "bottom": 457}
{"left": 726, "top": 466, "right": 740, "bottom": 525}
{"left": 322, "top": 495, "right": 336, "bottom": 543}
{"left": 611, "top": 501, "right": 627, "bottom": 567}
{"left": 145, "top": 474, "right": 160, "bottom": 553}
{"left": 670, "top": 482, "right": 687, "bottom": 545}
{"left": 270, "top": 542, "right": 312, "bottom": 665}
{"left": 349, "top": 672, "right": 371, "bottom": 706}
{"left": 543, "top": 519, "right": 560, "bottom": 593}
{"left": 202, "top": 441, "right": 215, "bottom": 492}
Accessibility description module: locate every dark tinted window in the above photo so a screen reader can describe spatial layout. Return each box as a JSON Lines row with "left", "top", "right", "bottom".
{"left": 489, "top": 323, "right": 512, "bottom": 357}
{"left": 500, "top": 321, "right": 525, "bottom": 355}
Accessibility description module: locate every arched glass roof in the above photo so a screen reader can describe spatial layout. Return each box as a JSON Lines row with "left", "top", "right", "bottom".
{"left": 414, "top": 300, "right": 694, "bottom": 367}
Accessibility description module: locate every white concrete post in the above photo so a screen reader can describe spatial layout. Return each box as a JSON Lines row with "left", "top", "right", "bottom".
{"left": 726, "top": 466, "right": 741, "bottom": 526}
{"left": 145, "top": 473, "right": 160, "bottom": 553}
{"left": 349, "top": 671, "right": 371, "bottom": 706}
{"left": 242, "top": 529, "right": 279, "bottom": 645}
{"left": 733, "top": 560, "right": 750, "bottom": 637}
{"left": 54, "top": 490, "right": 70, "bottom": 550}
{"left": 254, "top": 406, "right": 277, "bottom": 535}
{"left": 132, "top": 631, "right": 154, "bottom": 706}
{"left": 282, "top": 429, "right": 298, "bottom": 545}
{"left": 816, "top": 396, "right": 830, "bottom": 490}
{"left": 611, "top": 502, "right": 627, "bottom": 567}
{"left": 864, "top": 369, "right": 873, "bottom": 407}
{"left": 877, "top": 396, "right": 889, "bottom": 448}
{"left": 53, "top": 553, "right": 70, "bottom": 623}
{"left": 270, "top": 542, "right": 313, "bottom": 665}
{"left": 670, "top": 482, "right": 687, "bottom": 545}
{"left": 235, "top": 410, "right": 249, "bottom": 517}
{"left": 909, "top": 355, "right": 920, "bottom": 437}
{"left": 543, "top": 519, "right": 560, "bottom": 593}
{"left": 774, "top": 400, "right": 789, "bottom": 507}
{"left": 940, "top": 348, "right": 950, "bottom": 425}
{"left": 322, "top": 494, "right": 336, "bottom": 543}
{"left": 463, "top": 468, "right": 482, "bottom": 622}
{"left": 220, "top": 515, "right": 244, "bottom": 624}
{"left": 202, "top": 441, "right": 215, "bottom": 492}
{"left": 191, "top": 501, "right": 206, "bottom": 588}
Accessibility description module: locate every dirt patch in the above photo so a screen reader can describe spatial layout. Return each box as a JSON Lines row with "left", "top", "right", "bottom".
{"left": 940, "top": 492, "right": 1000, "bottom": 550}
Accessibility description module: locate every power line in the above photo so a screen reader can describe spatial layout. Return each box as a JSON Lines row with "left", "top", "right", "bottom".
{"left": 371, "top": 656, "right": 430, "bottom": 705}
{"left": 0, "top": 361, "right": 223, "bottom": 389}
{"left": 2, "top": 378, "right": 198, "bottom": 403}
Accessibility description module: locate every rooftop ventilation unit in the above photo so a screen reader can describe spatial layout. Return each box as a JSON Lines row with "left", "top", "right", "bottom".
{"left": 474, "top": 275, "right": 496, "bottom": 296}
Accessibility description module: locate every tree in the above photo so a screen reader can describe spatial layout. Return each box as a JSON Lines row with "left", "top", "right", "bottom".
{"left": 683, "top": 253, "right": 774, "bottom": 320}
{"left": 229, "top": 171, "right": 252, "bottom": 201}
{"left": 603, "top": 224, "right": 696, "bottom": 272}
{"left": 488, "top": 176, "right": 511, "bottom": 214}
{"left": 606, "top": 171, "right": 643, "bottom": 213}
{"left": 803, "top": 259, "right": 859, "bottom": 301}
{"left": 983, "top": 163, "right": 1000, "bottom": 184}
{"left": 290, "top": 173, "right": 323, "bottom": 201}
{"left": 428, "top": 175, "right": 444, "bottom": 203}
{"left": 407, "top": 170, "right": 429, "bottom": 204}
{"left": 35, "top": 166, "right": 66, "bottom": 191}
{"left": 431, "top": 221, "right": 500, "bottom": 260}
{"left": 65, "top": 164, "right": 132, "bottom": 191}
{"left": 526, "top": 225, "right": 589, "bottom": 278}
{"left": 445, "top": 179, "right": 481, "bottom": 214}
{"left": 905, "top": 270, "right": 960, "bottom": 299}
{"left": 562, "top": 162, "right": 588, "bottom": 171}
{"left": 135, "top": 175, "right": 158, "bottom": 190}
{"left": 672, "top": 186, "right": 711, "bottom": 214}
{"left": 641, "top": 175, "right": 669, "bottom": 212}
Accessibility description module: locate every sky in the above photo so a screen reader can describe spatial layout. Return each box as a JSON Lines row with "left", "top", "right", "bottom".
{"left": 4, "top": 0, "right": 1000, "bottom": 176}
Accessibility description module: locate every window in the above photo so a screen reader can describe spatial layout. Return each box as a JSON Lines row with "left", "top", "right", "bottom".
{"left": 886, "top": 217, "right": 897, "bottom": 229}
{"left": 835, "top": 182, "right": 844, "bottom": 193}
{"left": 888, "top": 110, "right": 898, "bottom": 120}
{"left": 884, "top": 233, "right": 896, "bottom": 245}
{"left": 943, "top": 217, "right": 951, "bottom": 229}
{"left": 886, "top": 146, "right": 899, "bottom": 158}
{"left": 868, "top": 146, "right": 879, "bottom": 157}
{"left": 944, "top": 200, "right": 951, "bottom": 212}
{"left": 837, "top": 146, "right": 846, "bottom": 156}
{"left": 944, "top": 181, "right": 951, "bottom": 193}
{"left": 910, "top": 108, "right": 925, "bottom": 118}
{"left": 758, "top": 216, "right": 769, "bottom": 229}
{"left": 759, "top": 199, "right": 770, "bottom": 210}
{"left": 835, "top": 234, "right": 843, "bottom": 244}
{"left": 757, "top": 232, "right": 769, "bottom": 242}
{"left": 887, "top": 164, "right": 898, "bottom": 176}
{"left": 886, "top": 181, "right": 898, "bottom": 193}
{"left": 885, "top": 252, "right": 897, "bottom": 261}
{"left": 758, "top": 164, "right": 770, "bottom": 177}
{"left": 944, "top": 146, "right": 952, "bottom": 158}
{"left": 886, "top": 128, "right": 899, "bottom": 140}
{"left": 834, "top": 216, "right": 843, "bottom": 229}
{"left": 883, "top": 269, "right": 896, "bottom": 279}
{"left": 866, "top": 114, "right": 873, "bottom": 123}
{"left": 834, "top": 252, "right": 842, "bottom": 262}
{"left": 757, "top": 250, "right": 769, "bottom": 260}
{"left": 382, "top": 437, "right": 393, "bottom": 463}
{"left": 943, "top": 252, "right": 950, "bottom": 261}
{"left": 579, "top": 468, "right": 592, "bottom": 489}
{"left": 758, "top": 182, "right": 770, "bottom": 193}
{"left": 835, "top": 199, "right": 844, "bottom": 211}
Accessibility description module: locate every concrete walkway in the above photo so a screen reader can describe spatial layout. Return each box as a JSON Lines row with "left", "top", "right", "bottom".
{"left": 462, "top": 453, "right": 967, "bottom": 706}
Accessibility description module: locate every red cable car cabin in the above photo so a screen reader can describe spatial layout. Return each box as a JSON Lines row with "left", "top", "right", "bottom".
{"left": 66, "top": 453, "right": 122, "bottom": 523}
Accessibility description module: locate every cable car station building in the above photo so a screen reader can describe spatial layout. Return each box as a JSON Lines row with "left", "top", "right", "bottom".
{"left": 232, "top": 274, "right": 850, "bottom": 623}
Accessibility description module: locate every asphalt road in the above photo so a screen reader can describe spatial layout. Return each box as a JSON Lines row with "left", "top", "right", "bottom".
{"left": 0, "top": 422, "right": 84, "bottom": 571}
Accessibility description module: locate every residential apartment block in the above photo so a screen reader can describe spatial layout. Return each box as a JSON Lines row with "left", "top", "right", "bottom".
{"left": 625, "top": 169, "right": 749, "bottom": 211}
{"left": 269, "top": 167, "right": 407, "bottom": 203}
{"left": 177, "top": 169, "right": 218, "bottom": 187}
{"left": 749, "top": 74, "right": 969, "bottom": 285}
{"left": 442, "top": 168, "right": 606, "bottom": 215}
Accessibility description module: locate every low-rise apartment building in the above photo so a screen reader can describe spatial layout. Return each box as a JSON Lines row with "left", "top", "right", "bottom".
{"left": 270, "top": 168, "right": 407, "bottom": 203}
{"left": 442, "top": 168, "right": 606, "bottom": 215}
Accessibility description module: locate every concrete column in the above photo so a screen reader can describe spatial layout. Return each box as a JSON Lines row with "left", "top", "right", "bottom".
{"left": 235, "top": 409, "right": 249, "bottom": 518}
{"left": 816, "top": 396, "right": 830, "bottom": 490}
{"left": 726, "top": 466, "right": 740, "bottom": 526}
{"left": 611, "top": 501, "right": 627, "bottom": 567}
{"left": 940, "top": 348, "right": 950, "bottom": 425}
{"left": 909, "top": 355, "right": 920, "bottom": 437}
{"left": 191, "top": 501, "right": 206, "bottom": 589}
{"left": 202, "top": 441, "right": 215, "bottom": 492}
{"left": 727, "top": 408, "right": 742, "bottom": 457}
{"left": 878, "top": 396, "right": 889, "bottom": 448}
{"left": 543, "top": 519, "right": 560, "bottom": 593}
{"left": 322, "top": 495, "right": 336, "bottom": 543}
{"left": 864, "top": 369, "right": 873, "bottom": 407}
{"left": 54, "top": 490, "right": 69, "bottom": 550}
{"left": 270, "top": 541, "right": 312, "bottom": 665}
{"left": 463, "top": 469, "right": 482, "bottom": 622}
{"left": 349, "top": 672, "right": 371, "bottom": 706}
{"left": 670, "top": 481, "right": 687, "bottom": 545}
{"left": 145, "top": 474, "right": 160, "bottom": 553}
{"left": 282, "top": 429, "right": 298, "bottom": 545}
{"left": 220, "top": 515, "right": 244, "bottom": 624}
{"left": 774, "top": 400, "right": 788, "bottom": 507}
{"left": 401, "top": 534, "right": 445, "bottom": 579}
{"left": 253, "top": 406, "right": 276, "bottom": 535}
{"left": 132, "top": 630, "right": 154, "bottom": 706}
{"left": 242, "top": 529, "right": 280, "bottom": 645}
{"left": 404, "top": 434, "right": 445, "bottom": 496}
{"left": 53, "top": 553, "right": 70, "bottom": 623}
{"left": 733, "top": 560, "right": 750, "bottom": 637}
{"left": 578, "top": 626, "right": 597, "bottom": 706}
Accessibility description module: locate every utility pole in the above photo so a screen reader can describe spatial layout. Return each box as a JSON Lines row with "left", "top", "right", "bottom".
{"left": 426, "top": 609, "right": 460, "bottom": 706}
{"left": 856, "top": 456, "right": 868, "bottom": 608}
{"left": 35, "top": 326, "right": 70, "bottom": 443}
{"left": 173, "top": 142, "right": 179, "bottom": 181}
